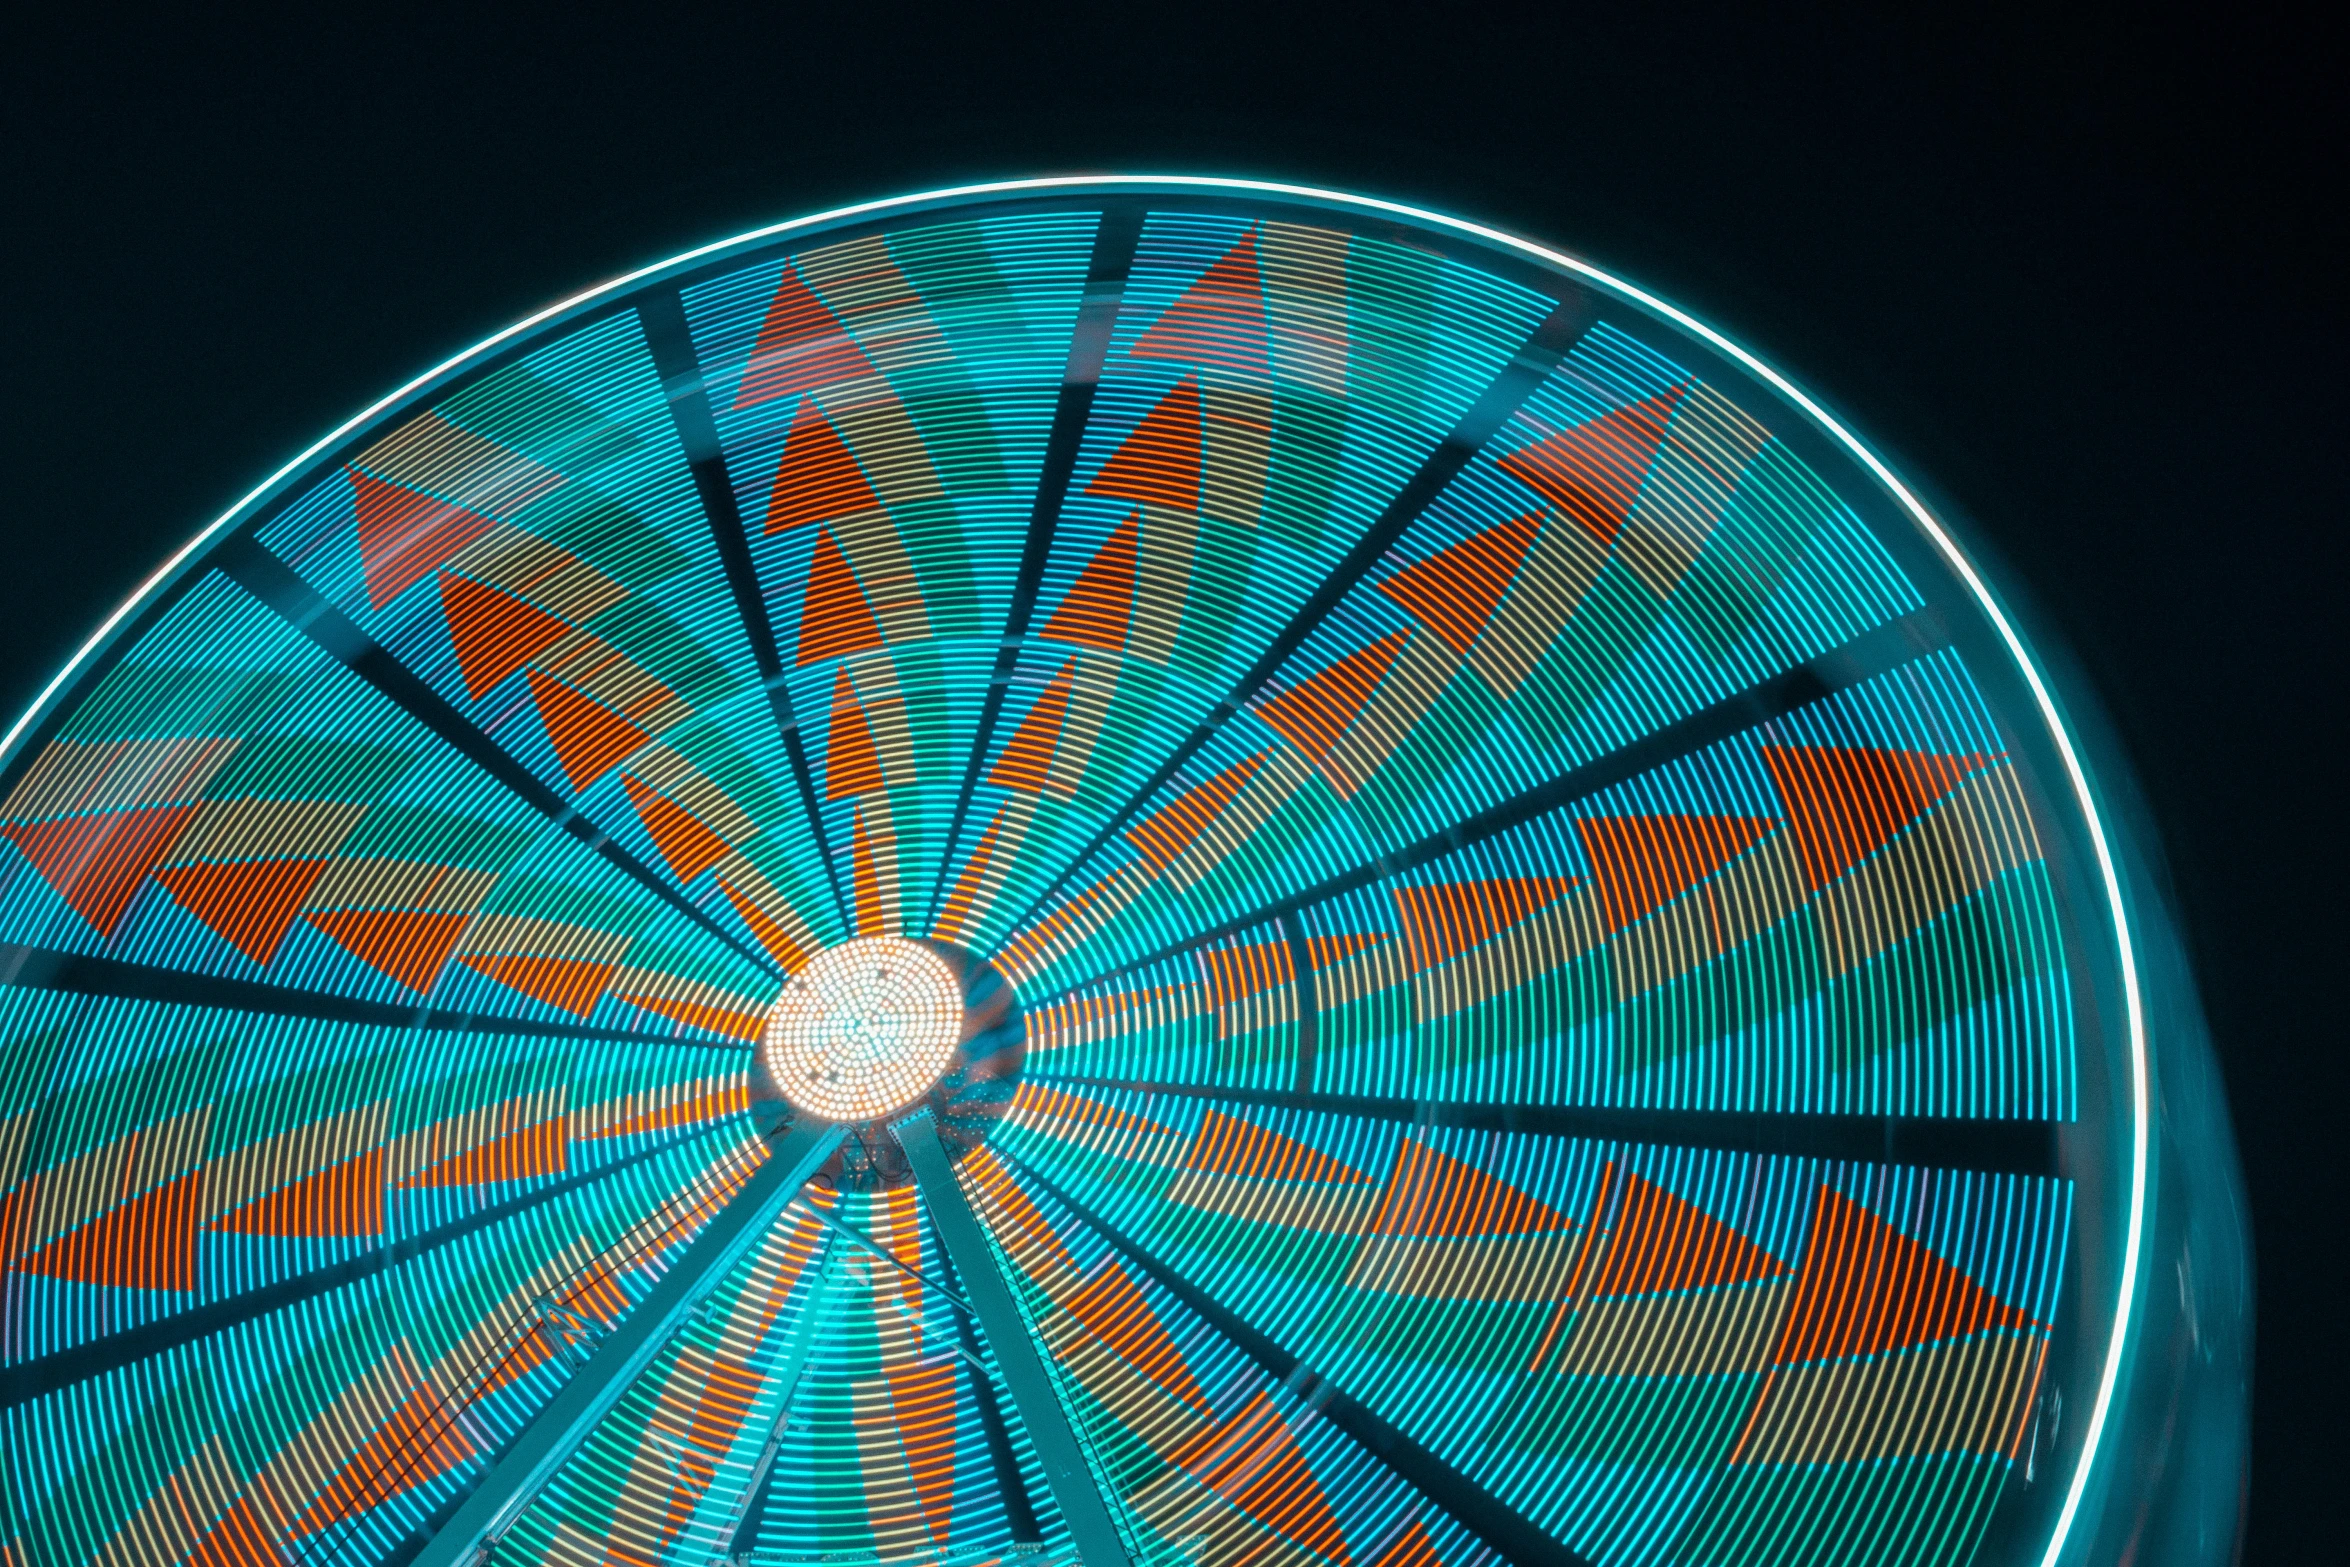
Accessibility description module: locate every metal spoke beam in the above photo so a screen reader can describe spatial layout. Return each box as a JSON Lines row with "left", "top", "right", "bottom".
{"left": 1011, "top": 1152, "right": 1592, "bottom": 1567}
{"left": 638, "top": 289, "right": 851, "bottom": 933}
{"left": 933, "top": 1239, "right": 1045, "bottom": 1545}
{"left": 412, "top": 1120, "right": 845, "bottom": 1567}
{"left": 215, "top": 536, "right": 780, "bottom": 978}
{"left": 925, "top": 204, "right": 1146, "bottom": 930}
{"left": 1000, "top": 290, "right": 1598, "bottom": 938}
{"left": 0, "top": 941, "right": 737, "bottom": 1049}
{"left": 0, "top": 1120, "right": 731, "bottom": 1408}
{"left": 1036, "top": 1077, "right": 2061, "bottom": 1178}
{"left": 1031, "top": 609, "right": 1940, "bottom": 1007}
{"left": 722, "top": 1243, "right": 844, "bottom": 1561}
{"left": 894, "top": 1111, "right": 1133, "bottom": 1567}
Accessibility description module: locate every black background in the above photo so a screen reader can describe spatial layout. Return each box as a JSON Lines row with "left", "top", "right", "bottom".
{"left": 4, "top": 6, "right": 2337, "bottom": 1560}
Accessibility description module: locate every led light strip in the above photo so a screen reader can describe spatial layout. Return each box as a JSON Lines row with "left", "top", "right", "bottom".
{"left": 0, "top": 174, "right": 2145, "bottom": 1567}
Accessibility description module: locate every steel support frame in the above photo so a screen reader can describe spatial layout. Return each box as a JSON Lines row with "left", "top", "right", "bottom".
{"left": 412, "top": 1120, "right": 846, "bottom": 1567}
{"left": 894, "top": 1110, "right": 1134, "bottom": 1567}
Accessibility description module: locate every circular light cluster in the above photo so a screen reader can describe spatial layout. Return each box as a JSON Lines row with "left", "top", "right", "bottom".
{"left": 760, "top": 938, "right": 964, "bottom": 1122}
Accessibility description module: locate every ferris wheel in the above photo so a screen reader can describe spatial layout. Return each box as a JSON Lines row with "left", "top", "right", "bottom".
{"left": 0, "top": 179, "right": 2245, "bottom": 1567}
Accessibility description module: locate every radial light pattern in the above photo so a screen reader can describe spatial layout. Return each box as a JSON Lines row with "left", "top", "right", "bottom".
{"left": 0, "top": 181, "right": 2166, "bottom": 1567}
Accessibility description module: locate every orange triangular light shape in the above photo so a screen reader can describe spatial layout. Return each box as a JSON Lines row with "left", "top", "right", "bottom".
{"left": 1371, "top": 1138, "right": 1570, "bottom": 1239}
{"left": 1130, "top": 229, "right": 1271, "bottom": 376}
{"left": 155, "top": 857, "right": 334, "bottom": 965}
{"left": 763, "top": 397, "right": 883, "bottom": 533}
{"left": 796, "top": 528, "right": 887, "bottom": 665}
{"left": 620, "top": 773, "right": 734, "bottom": 884}
{"left": 526, "top": 670, "right": 650, "bottom": 792}
{"left": 15, "top": 1172, "right": 203, "bottom": 1291}
{"left": 1166, "top": 1391, "right": 1353, "bottom": 1566}
{"left": 1586, "top": 1169, "right": 1790, "bottom": 1299}
{"left": 306, "top": 907, "right": 471, "bottom": 994}
{"left": 400, "top": 1118, "right": 568, "bottom": 1189}
{"left": 1760, "top": 744, "right": 1997, "bottom": 892}
{"left": 734, "top": 265, "right": 878, "bottom": 410}
{"left": 1063, "top": 1259, "right": 1213, "bottom": 1415}
{"left": 1183, "top": 1108, "right": 1372, "bottom": 1185}
{"left": 932, "top": 809, "right": 1004, "bottom": 945}
{"left": 1497, "top": 387, "right": 1684, "bottom": 546}
{"left": 2, "top": 803, "right": 196, "bottom": 939}
{"left": 1254, "top": 632, "right": 1409, "bottom": 766}
{"left": 439, "top": 571, "right": 572, "bottom": 698}
{"left": 988, "top": 662, "right": 1077, "bottom": 795}
{"left": 718, "top": 878, "right": 812, "bottom": 971}
{"left": 460, "top": 951, "right": 619, "bottom": 1018}
{"left": 1574, "top": 813, "right": 1777, "bottom": 933}
{"left": 1769, "top": 1184, "right": 2041, "bottom": 1365}
{"left": 1035, "top": 512, "right": 1139, "bottom": 653}
{"left": 291, "top": 1383, "right": 478, "bottom": 1533}
{"left": 1084, "top": 378, "right": 1203, "bottom": 513}
{"left": 349, "top": 469, "right": 498, "bottom": 608}
{"left": 1391, "top": 876, "right": 1578, "bottom": 972}
{"left": 850, "top": 808, "right": 888, "bottom": 937}
{"left": 823, "top": 667, "right": 885, "bottom": 799}
{"left": 213, "top": 1150, "right": 386, "bottom": 1239}
{"left": 1375, "top": 512, "right": 1542, "bottom": 657}
{"left": 1125, "top": 754, "right": 1262, "bottom": 872}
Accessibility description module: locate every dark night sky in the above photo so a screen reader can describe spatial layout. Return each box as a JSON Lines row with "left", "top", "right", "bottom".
{"left": 4, "top": 6, "right": 2338, "bottom": 1558}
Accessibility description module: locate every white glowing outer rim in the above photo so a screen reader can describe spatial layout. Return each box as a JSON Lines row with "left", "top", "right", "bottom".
{"left": 0, "top": 174, "right": 2143, "bottom": 1567}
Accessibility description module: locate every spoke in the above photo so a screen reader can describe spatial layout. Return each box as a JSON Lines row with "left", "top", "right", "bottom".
{"left": 1032, "top": 609, "right": 1939, "bottom": 1007}
{"left": 1280, "top": 911, "right": 1317, "bottom": 1095}
{"left": 411, "top": 1119, "right": 846, "bottom": 1567}
{"left": 1035, "top": 1077, "right": 2061, "bottom": 1178}
{"left": 722, "top": 1242, "right": 844, "bottom": 1561}
{"left": 925, "top": 204, "right": 1146, "bottom": 930}
{"left": 933, "top": 1237, "right": 1046, "bottom": 1544}
{"left": 215, "top": 536, "right": 781, "bottom": 979}
{"left": 998, "top": 291, "right": 1598, "bottom": 941}
{"left": 1008, "top": 1150, "right": 1592, "bottom": 1567}
{"left": 0, "top": 1119, "right": 737, "bottom": 1408}
{"left": 895, "top": 1110, "right": 1134, "bottom": 1567}
{"left": 639, "top": 290, "right": 851, "bottom": 934}
{"left": 0, "top": 941, "right": 744, "bottom": 1049}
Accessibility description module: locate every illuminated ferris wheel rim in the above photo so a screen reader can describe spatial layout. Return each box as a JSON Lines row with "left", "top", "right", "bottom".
{"left": 0, "top": 174, "right": 2148, "bottom": 1567}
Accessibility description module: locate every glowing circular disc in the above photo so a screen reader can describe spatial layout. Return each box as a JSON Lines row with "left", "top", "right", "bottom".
{"left": 760, "top": 938, "right": 963, "bottom": 1122}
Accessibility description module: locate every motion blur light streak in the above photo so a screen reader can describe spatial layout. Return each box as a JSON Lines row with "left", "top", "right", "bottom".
{"left": 0, "top": 179, "right": 2243, "bottom": 1567}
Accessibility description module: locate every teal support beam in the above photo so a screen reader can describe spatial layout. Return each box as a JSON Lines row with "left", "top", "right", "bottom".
{"left": 894, "top": 1111, "right": 1134, "bottom": 1567}
{"left": 719, "top": 1242, "right": 844, "bottom": 1561}
{"left": 414, "top": 1120, "right": 846, "bottom": 1567}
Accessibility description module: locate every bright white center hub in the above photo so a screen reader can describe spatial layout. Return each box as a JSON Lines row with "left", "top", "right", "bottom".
{"left": 762, "top": 937, "right": 962, "bottom": 1122}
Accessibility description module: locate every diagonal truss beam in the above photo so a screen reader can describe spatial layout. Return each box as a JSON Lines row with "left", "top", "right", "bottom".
{"left": 1032, "top": 609, "right": 1940, "bottom": 1007}
{"left": 0, "top": 941, "right": 740, "bottom": 1049}
{"left": 1010, "top": 1152, "right": 1592, "bottom": 1567}
{"left": 998, "top": 290, "right": 1598, "bottom": 939}
{"left": 638, "top": 288, "right": 851, "bottom": 934}
{"left": 411, "top": 1120, "right": 845, "bottom": 1567}
{"left": 895, "top": 1110, "right": 1133, "bottom": 1567}
{"left": 926, "top": 203, "right": 1147, "bottom": 930}
{"left": 0, "top": 1119, "right": 733, "bottom": 1408}
{"left": 721, "top": 1241, "right": 844, "bottom": 1560}
{"left": 214, "top": 536, "right": 780, "bottom": 978}
{"left": 933, "top": 1239, "right": 1047, "bottom": 1544}
{"left": 1035, "top": 1077, "right": 2061, "bottom": 1178}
